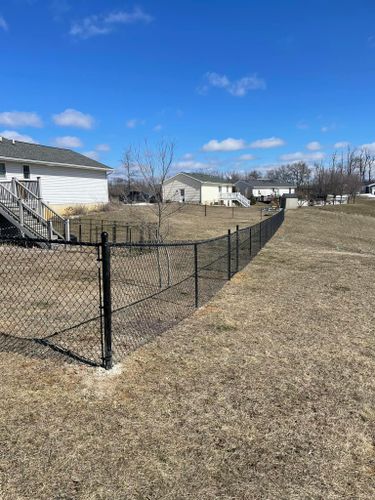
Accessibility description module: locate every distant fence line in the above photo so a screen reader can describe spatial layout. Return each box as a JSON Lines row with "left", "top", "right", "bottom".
{"left": 70, "top": 218, "right": 158, "bottom": 244}
{"left": 0, "top": 209, "right": 284, "bottom": 369}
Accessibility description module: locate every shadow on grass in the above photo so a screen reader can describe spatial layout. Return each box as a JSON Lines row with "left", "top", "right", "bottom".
{"left": 0, "top": 332, "right": 101, "bottom": 367}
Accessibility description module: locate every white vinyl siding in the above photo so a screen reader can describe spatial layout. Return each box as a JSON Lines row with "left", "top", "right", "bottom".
{"left": 0, "top": 161, "right": 109, "bottom": 205}
{"left": 163, "top": 174, "right": 201, "bottom": 203}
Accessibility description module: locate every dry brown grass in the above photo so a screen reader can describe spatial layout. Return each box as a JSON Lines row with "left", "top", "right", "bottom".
{"left": 0, "top": 207, "right": 374, "bottom": 499}
{"left": 81, "top": 203, "right": 263, "bottom": 241}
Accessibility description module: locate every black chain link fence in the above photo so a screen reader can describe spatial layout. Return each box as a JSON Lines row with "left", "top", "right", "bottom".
{"left": 0, "top": 209, "right": 284, "bottom": 368}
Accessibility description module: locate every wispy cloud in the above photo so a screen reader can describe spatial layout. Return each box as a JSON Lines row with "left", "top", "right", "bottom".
{"left": 0, "top": 111, "right": 43, "bottom": 128}
{"left": 199, "top": 72, "right": 266, "bottom": 97}
{"left": 238, "top": 154, "right": 255, "bottom": 161}
{"left": 70, "top": 7, "right": 153, "bottom": 39}
{"left": 334, "top": 141, "right": 350, "bottom": 149}
{"left": 53, "top": 109, "right": 94, "bottom": 129}
{"left": 153, "top": 124, "right": 163, "bottom": 132}
{"left": 306, "top": 141, "right": 322, "bottom": 151}
{"left": 173, "top": 159, "right": 220, "bottom": 172}
{"left": 280, "top": 151, "right": 325, "bottom": 162}
{"left": 0, "top": 15, "right": 8, "bottom": 32}
{"left": 126, "top": 118, "right": 145, "bottom": 129}
{"left": 53, "top": 136, "right": 82, "bottom": 148}
{"left": 250, "top": 137, "right": 285, "bottom": 149}
{"left": 0, "top": 130, "right": 36, "bottom": 143}
{"left": 96, "top": 143, "right": 110, "bottom": 152}
{"left": 296, "top": 120, "right": 309, "bottom": 130}
{"left": 202, "top": 138, "right": 248, "bottom": 152}
{"left": 321, "top": 123, "right": 336, "bottom": 133}
{"left": 83, "top": 150, "right": 100, "bottom": 161}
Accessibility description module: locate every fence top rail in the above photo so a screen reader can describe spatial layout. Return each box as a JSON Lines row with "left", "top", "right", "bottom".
{"left": 0, "top": 209, "right": 284, "bottom": 248}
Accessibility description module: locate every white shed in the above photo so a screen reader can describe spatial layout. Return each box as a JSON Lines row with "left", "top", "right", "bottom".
{"left": 163, "top": 172, "right": 250, "bottom": 207}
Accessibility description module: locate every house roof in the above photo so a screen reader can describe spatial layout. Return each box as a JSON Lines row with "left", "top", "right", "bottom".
{"left": 236, "top": 179, "right": 296, "bottom": 188}
{"left": 168, "top": 172, "right": 232, "bottom": 184}
{"left": 0, "top": 137, "right": 112, "bottom": 171}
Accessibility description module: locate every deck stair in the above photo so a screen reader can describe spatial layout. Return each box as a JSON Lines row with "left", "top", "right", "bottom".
{"left": 0, "top": 177, "right": 69, "bottom": 241}
{"left": 219, "top": 191, "right": 251, "bottom": 207}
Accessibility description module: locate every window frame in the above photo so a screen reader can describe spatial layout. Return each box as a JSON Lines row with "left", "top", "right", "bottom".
{"left": 0, "top": 163, "right": 6, "bottom": 178}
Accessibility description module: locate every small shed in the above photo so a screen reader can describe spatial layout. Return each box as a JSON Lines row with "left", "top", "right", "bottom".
{"left": 280, "top": 194, "right": 298, "bottom": 210}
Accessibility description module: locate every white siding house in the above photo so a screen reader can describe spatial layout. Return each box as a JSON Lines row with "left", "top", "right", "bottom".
{"left": 163, "top": 172, "right": 235, "bottom": 206}
{"left": 0, "top": 137, "right": 111, "bottom": 213}
{"left": 235, "top": 179, "right": 296, "bottom": 201}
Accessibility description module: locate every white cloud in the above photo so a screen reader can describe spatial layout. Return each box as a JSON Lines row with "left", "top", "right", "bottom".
{"left": 0, "top": 130, "right": 36, "bottom": 143}
{"left": 250, "top": 137, "right": 285, "bottom": 149}
{"left": 182, "top": 153, "right": 193, "bottom": 160}
{"left": 153, "top": 123, "right": 163, "bottom": 132}
{"left": 238, "top": 154, "right": 255, "bottom": 161}
{"left": 0, "top": 111, "right": 42, "bottom": 128}
{"left": 360, "top": 142, "right": 375, "bottom": 153}
{"left": 201, "top": 72, "right": 266, "bottom": 97}
{"left": 334, "top": 141, "right": 350, "bottom": 149}
{"left": 53, "top": 136, "right": 82, "bottom": 148}
{"left": 280, "top": 151, "right": 325, "bottom": 162}
{"left": 96, "top": 143, "right": 110, "bottom": 152}
{"left": 83, "top": 150, "right": 100, "bottom": 160}
{"left": 174, "top": 160, "right": 209, "bottom": 170}
{"left": 306, "top": 141, "right": 322, "bottom": 151}
{"left": 53, "top": 108, "right": 94, "bottom": 129}
{"left": 0, "top": 15, "right": 8, "bottom": 32}
{"left": 70, "top": 7, "right": 153, "bottom": 39}
{"left": 202, "top": 138, "right": 247, "bottom": 152}
{"left": 126, "top": 118, "right": 144, "bottom": 128}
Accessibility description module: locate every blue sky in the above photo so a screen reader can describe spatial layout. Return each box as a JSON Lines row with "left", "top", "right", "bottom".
{"left": 1, "top": 0, "right": 375, "bottom": 174}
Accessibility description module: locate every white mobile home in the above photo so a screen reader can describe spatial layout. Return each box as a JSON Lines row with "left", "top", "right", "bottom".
{"left": 0, "top": 137, "right": 111, "bottom": 214}
{"left": 163, "top": 172, "right": 250, "bottom": 207}
{"left": 235, "top": 179, "right": 296, "bottom": 201}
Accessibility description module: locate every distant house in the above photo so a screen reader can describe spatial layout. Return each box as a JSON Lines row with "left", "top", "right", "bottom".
{"left": 362, "top": 182, "right": 375, "bottom": 195}
{"left": 163, "top": 172, "right": 250, "bottom": 207}
{"left": 235, "top": 179, "right": 296, "bottom": 201}
{"left": 0, "top": 137, "right": 111, "bottom": 214}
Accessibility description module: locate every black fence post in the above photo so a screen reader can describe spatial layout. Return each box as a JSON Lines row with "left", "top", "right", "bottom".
{"left": 101, "top": 232, "right": 113, "bottom": 370}
{"left": 78, "top": 223, "right": 82, "bottom": 243}
{"left": 236, "top": 224, "right": 239, "bottom": 273}
{"left": 89, "top": 219, "right": 93, "bottom": 243}
{"left": 194, "top": 243, "right": 199, "bottom": 308}
{"left": 227, "top": 229, "right": 232, "bottom": 280}
{"left": 259, "top": 221, "right": 262, "bottom": 249}
{"left": 204, "top": 204, "right": 207, "bottom": 217}
{"left": 112, "top": 222, "right": 117, "bottom": 243}
{"left": 249, "top": 226, "right": 252, "bottom": 257}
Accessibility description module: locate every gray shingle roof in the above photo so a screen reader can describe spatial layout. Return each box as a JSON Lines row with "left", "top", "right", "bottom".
{"left": 181, "top": 172, "right": 232, "bottom": 183}
{"left": 0, "top": 137, "right": 111, "bottom": 170}
{"left": 236, "top": 179, "right": 296, "bottom": 188}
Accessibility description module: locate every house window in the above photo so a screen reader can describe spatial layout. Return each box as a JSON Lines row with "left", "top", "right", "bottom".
{"left": 218, "top": 186, "right": 222, "bottom": 193}
{"left": 0, "top": 163, "right": 5, "bottom": 178}
{"left": 23, "top": 165, "right": 30, "bottom": 179}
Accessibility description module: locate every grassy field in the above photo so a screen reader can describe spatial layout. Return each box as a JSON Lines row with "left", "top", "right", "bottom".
{"left": 321, "top": 196, "right": 375, "bottom": 218}
{"left": 0, "top": 206, "right": 374, "bottom": 499}
{"left": 75, "top": 202, "right": 264, "bottom": 241}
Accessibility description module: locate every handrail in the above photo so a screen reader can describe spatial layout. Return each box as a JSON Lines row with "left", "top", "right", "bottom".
{"left": 0, "top": 181, "right": 65, "bottom": 240}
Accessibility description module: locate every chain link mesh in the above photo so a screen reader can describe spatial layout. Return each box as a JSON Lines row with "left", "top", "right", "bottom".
{"left": 0, "top": 209, "right": 284, "bottom": 367}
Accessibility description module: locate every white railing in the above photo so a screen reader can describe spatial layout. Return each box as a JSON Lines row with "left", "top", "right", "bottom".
{"left": 219, "top": 191, "right": 250, "bottom": 207}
